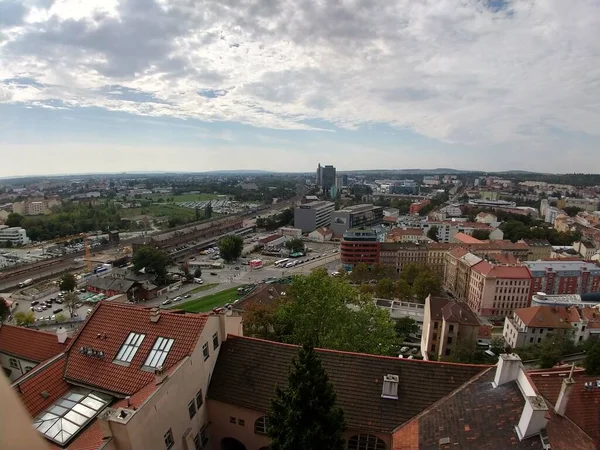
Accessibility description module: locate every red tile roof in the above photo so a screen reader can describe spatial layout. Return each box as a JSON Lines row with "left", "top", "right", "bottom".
{"left": 0, "top": 324, "right": 71, "bottom": 363}
{"left": 453, "top": 232, "right": 485, "bottom": 244}
{"left": 449, "top": 246, "right": 469, "bottom": 258}
{"left": 441, "top": 301, "right": 480, "bottom": 326}
{"left": 64, "top": 302, "right": 208, "bottom": 395}
{"left": 471, "top": 261, "right": 532, "bottom": 279}
{"left": 514, "top": 306, "right": 572, "bottom": 329}
{"left": 14, "top": 354, "right": 71, "bottom": 417}
{"left": 47, "top": 420, "right": 108, "bottom": 450}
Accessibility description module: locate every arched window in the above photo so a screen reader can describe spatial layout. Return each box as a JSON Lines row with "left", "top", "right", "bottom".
{"left": 347, "top": 434, "right": 386, "bottom": 450}
{"left": 254, "top": 416, "right": 269, "bottom": 435}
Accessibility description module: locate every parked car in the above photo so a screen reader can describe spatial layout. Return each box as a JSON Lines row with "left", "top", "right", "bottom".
{"left": 53, "top": 308, "right": 63, "bottom": 314}
{"left": 35, "top": 306, "right": 43, "bottom": 312}
{"left": 234, "top": 267, "right": 240, "bottom": 270}
{"left": 31, "top": 300, "right": 39, "bottom": 306}
{"left": 210, "top": 272, "right": 218, "bottom": 276}
{"left": 184, "top": 294, "right": 191, "bottom": 299}
{"left": 173, "top": 296, "right": 182, "bottom": 302}
{"left": 55, "top": 299, "right": 63, "bottom": 304}
{"left": 162, "top": 299, "right": 172, "bottom": 305}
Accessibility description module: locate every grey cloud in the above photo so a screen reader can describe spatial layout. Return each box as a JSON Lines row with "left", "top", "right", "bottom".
{"left": 0, "top": 0, "right": 27, "bottom": 27}
{"left": 379, "top": 88, "right": 439, "bottom": 103}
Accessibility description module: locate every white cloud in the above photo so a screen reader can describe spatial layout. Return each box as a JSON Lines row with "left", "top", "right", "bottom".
{"left": 0, "top": 0, "right": 600, "bottom": 148}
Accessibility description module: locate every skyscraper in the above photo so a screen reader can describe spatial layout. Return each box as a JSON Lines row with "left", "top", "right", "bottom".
{"left": 316, "top": 163, "right": 322, "bottom": 186}
{"left": 321, "top": 165, "right": 336, "bottom": 192}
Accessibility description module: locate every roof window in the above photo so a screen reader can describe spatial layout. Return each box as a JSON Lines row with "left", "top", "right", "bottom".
{"left": 381, "top": 374, "right": 399, "bottom": 399}
{"left": 115, "top": 332, "right": 145, "bottom": 363}
{"left": 143, "top": 337, "right": 174, "bottom": 369}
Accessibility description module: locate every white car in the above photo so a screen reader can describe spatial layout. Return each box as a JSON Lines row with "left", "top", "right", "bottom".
{"left": 173, "top": 296, "right": 182, "bottom": 302}
{"left": 162, "top": 299, "right": 172, "bottom": 305}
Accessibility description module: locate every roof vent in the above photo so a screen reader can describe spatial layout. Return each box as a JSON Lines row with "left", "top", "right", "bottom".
{"left": 439, "top": 437, "right": 451, "bottom": 446}
{"left": 41, "top": 391, "right": 50, "bottom": 399}
{"left": 381, "top": 374, "right": 399, "bottom": 399}
{"left": 150, "top": 307, "right": 160, "bottom": 323}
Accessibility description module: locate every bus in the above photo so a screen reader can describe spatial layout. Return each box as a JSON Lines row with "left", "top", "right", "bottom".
{"left": 249, "top": 259, "right": 263, "bottom": 269}
{"left": 275, "top": 259, "right": 289, "bottom": 268}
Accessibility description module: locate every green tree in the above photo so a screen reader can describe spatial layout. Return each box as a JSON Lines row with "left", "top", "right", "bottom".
{"left": 180, "top": 263, "right": 193, "bottom": 282}
{"left": 59, "top": 273, "right": 77, "bottom": 292}
{"left": 0, "top": 297, "right": 10, "bottom": 322}
{"left": 471, "top": 229, "right": 491, "bottom": 240}
{"left": 193, "top": 267, "right": 202, "bottom": 278}
{"left": 563, "top": 206, "right": 583, "bottom": 217}
{"left": 55, "top": 313, "right": 67, "bottom": 322}
{"left": 63, "top": 292, "right": 80, "bottom": 318}
{"left": 375, "top": 278, "right": 395, "bottom": 299}
{"left": 218, "top": 235, "right": 244, "bottom": 263}
{"left": 538, "top": 329, "right": 574, "bottom": 369}
{"left": 447, "top": 338, "right": 483, "bottom": 363}
{"left": 411, "top": 273, "right": 442, "bottom": 302}
{"left": 399, "top": 263, "right": 421, "bottom": 286}
{"left": 371, "top": 264, "right": 396, "bottom": 280}
{"left": 5, "top": 213, "right": 24, "bottom": 228}
{"left": 13, "top": 311, "right": 36, "bottom": 326}
{"left": 394, "top": 279, "right": 412, "bottom": 299}
{"left": 277, "top": 269, "right": 398, "bottom": 355}
{"left": 584, "top": 341, "right": 600, "bottom": 375}
{"left": 285, "top": 238, "right": 305, "bottom": 254}
{"left": 427, "top": 225, "right": 440, "bottom": 242}
{"left": 268, "top": 345, "right": 346, "bottom": 450}
{"left": 132, "top": 246, "right": 170, "bottom": 284}
{"left": 490, "top": 335, "right": 507, "bottom": 355}
{"left": 349, "top": 262, "right": 370, "bottom": 283}
{"left": 394, "top": 317, "right": 419, "bottom": 340}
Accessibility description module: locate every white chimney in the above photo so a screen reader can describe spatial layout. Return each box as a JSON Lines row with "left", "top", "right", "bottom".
{"left": 515, "top": 395, "right": 549, "bottom": 440}
{"left": 493, "top": 354, "right": 523, "bottom": 388}
{"left": 57, "top": 327, "right": 68, "bottom": 344}
{"left": 555, "top": 365, "right": 576, "bottom": 416}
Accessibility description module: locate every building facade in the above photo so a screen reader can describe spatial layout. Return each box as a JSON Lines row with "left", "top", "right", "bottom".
{"left": 0, "top": 226, "right": 30, "bottom": 245}
{"left": 330, "top": 204, "right": 383, "bottom": 237}
{"left": 520, "top": 239, "right": 553, "bottom": 261}
{"left": 293, "top": 200, "right": 335, "bottom": 233}
{"left": 503, "top": 306, "right": 578, "bottom": 348}
{"left": 340, "top": 228, "right": 380, "bottom": 269}
{"left": 525, "top": 261, "right": 600, "bottom": 295}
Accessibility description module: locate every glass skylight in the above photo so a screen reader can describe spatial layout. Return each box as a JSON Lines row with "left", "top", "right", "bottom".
{"left": 143, "top": 337, "right": 174, "bottom": 369}
{"left": 115, "top": 332, "right": 145, "bottom": 363}
{"left": 33, "top": 389, "right": 111, "bottom": 445}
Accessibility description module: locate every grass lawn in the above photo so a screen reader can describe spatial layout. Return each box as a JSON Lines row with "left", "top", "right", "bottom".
{"left": 186, "top": 283, "right": 218, "bottom": 296}
{"left": 172, "top": 286, "right": 241, "bottom": 313}
{"left": 146, "top": 193, "right": 221, "bottom": 202}
{"left": 120, "top": 204, "right": 196, "bottom": 219}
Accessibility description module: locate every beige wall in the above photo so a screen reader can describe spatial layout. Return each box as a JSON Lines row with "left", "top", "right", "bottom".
{"left": 0, "top": 352, "right": 38, "bottom": 382}
{"left": 100, "top": 314, "right": 243, "bottom": 450}
{"left": 207, "top": 400, "right": 392, "bottom": 450}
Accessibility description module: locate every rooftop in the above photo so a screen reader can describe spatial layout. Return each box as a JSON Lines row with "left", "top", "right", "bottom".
{"left": 441, "top": 301, "right": 480, "bottom": 326}
{"left": 513, "top": 306, "right": 572, "bottom": 329}
{"left": 453, "top": 232, "right": 485, "bottom": 244}
{"left": 471, "top": 261, "right": 532, "bottom": 279}
{"left": 232, "top": 283, "right": 288, "bottom": 311}
{"left": 524, "top": 260, "right": 600, "bottom": 273}
{"left": 0, "top": 324, "right": 71, "bottom": 364}
{"left": 85, "top": 277, "right": 136, "bottom": 293}
{"left": 207, "top": 335, "right": 487, "bottom": 433}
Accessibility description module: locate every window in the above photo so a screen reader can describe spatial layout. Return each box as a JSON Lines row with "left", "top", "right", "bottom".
{"left": 203, "top": 343, "right": 210, "bottom": 361}
{"left": 25, "top": 366, "right": 33, "bottom": 373}
{"left": 445, "top": 348, "right": 451, "bottom": 356}
{"left": 196, "top": 389, "right": 203, "bottom": 409}
{"left": 9, "top": 358, "right": 19, "bottom": 369}
{"left": 449, "top": 324, "right": 454, "bottom": 332}
{"left": 431, "top": 344, "right": 436, "bottom": 352}
{"left": 212, "top": 332, "right": 219, "bottom": 351}
{"left": 582, "top": 326, "right": 586, "bottom": 332}
{"left": 530, "top": 337, "right": 534, "bottom": 343}
{"left": 447, "top": 337, "right": 452, "bottom": 344}
{"left": 143, "top": 337, "right": 174, "bottom": 369}
{"left": 238, "top": 419, "right": 245, "bottom": 426}
{"left": 193, "top": 433, "right": 201, "bottom": 450}
{"left": 199, "top": 426, "right": 208, "bottom": 446}
{"left": 432, "top": 333, "right": 437, "bottom": 340}
{"left": 255, "top": 416, "right": 269, "bottom": 435}
{"left": 115, "top": 332, "right": 145, "bottom": 363}
{"left": 433, "top": 321, "right": 438, "bottom": 330}
{"left": 188, "top": 400, "right": 196, "bottom": 419}
{"left": 348, "top": 434, "right": 386, "bottom": 450}
{"left": 230, "top": 416, "right": 236, "bottom": 424}
{"left": 164, "top": 429, "right": 174, "bottom": 450}
{"left": 537, "top": 338, "right": 542, "bottom": 344}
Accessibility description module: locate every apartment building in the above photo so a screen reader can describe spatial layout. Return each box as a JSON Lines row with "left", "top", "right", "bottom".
{"left": 379, "top": 241, "right": 427, "bottom": 274}
{"left": 564, "top": 197, "right": 600, "bottom": 213}
{"left": 0, "top": 226, "right": 30, "bottom": 245}
{"left": 13, "top": 302, "right": 242, "bottom": 450}
{"left": 293, "top": 200, "right": 335, "bottom": 233}
{"left": 519, "top": 239, "right": 553, "bottom": 261}
{"left": 386, "top": 227, "right": 428, "bottom": 243}
{"left": 426, "top": 242, "right": 454, "bottom": 277}
{"left": 330, "top": 204, "right": 383, "bottom": 237}
{"left": 444, "top": 247, "right": 483, "bottom": 301}
{"left": 409, "top": 199, "right": 430, "bottom": 215}
{"left": 467, "top": 261, "right": 533, "bottom": 318}
{"left": 525, "top": 261, "right": 600, "bottom": 295}
{"left": 503, "top": 306, "right": 581, "bottom": 348}
{"left": 573, "top": 240, "right": 600, "bottom": 260}
{"left": 340, "top": 228, "right": 380, "bottom": 269}
{"left": 421, "top": 220, "right": 503, "bottom": 244}
{"left": 421, "top": 295, "right": 481, "bottom": 359}
{"left": 12, "top": 196, "right": 61, "bottom": 216}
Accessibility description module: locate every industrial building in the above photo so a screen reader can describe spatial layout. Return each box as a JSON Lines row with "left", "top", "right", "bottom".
{"left": 293, "top": 200, "right": 335, "bottom": 233}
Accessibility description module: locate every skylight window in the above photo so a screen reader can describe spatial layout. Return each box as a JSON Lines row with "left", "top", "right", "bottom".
{"left": 143, "top": 337, "right": 174, "bottom": 369}
{"left": 33, "top": 389, "right": 111, "bottom": 445}
{"left": 115, "top": 332, "right": 145, "bottom": 363}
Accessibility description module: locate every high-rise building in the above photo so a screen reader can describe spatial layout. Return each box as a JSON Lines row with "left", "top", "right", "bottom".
{"left": 524, "top": 261, "right": 600, "bottom": 295}
{"left": 340, "top": 227, "right": 381, "bottom": 270}
{"left": 321, "top": 165, "right": 336, "bottom": 192}
{"left": 316, "top": 163, "right": 322, "bottom": 185}
{"left": 330, "top": 204, "right": 383, "bottom": 238}
{"left": 293, "top": 200, "right": 335, "bottom": 233}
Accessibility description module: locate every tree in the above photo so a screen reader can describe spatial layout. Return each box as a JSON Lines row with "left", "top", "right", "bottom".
{"left": 394, "top": 279, "right": 412, "bottom": 299}
{"left": 59, "top": 273, "right": 77, "bottom": 292}
{"left": 375, "top": 278, "right": 395, "bottom": 299}
{"left": 268, "top": 345, "right": 346, "bottom": 450}
{"left": 427, "top": 225, "right": 440, "bottom": 242}
{"left": 564, "top": 206, "right": 583, "bottom": 217}
{"left": 5, "top": 213, "right": 24, "bottom": 228}
{"left": 63, "top": 292, "right": 80, "bottom": 318}
{"left": 132, "top": 246, "right": 170, "bottom": 284}
{"left": 0, "top": 297, "right": 10, "bottom": 322}
{"left": 538, "top": 329, "right": 574, "bottom": 369}
{"left": 471, "top": 229, "right": 491, "bottom": 241}
{"left": 399, "top": 263, "right": 421, "bottom": 286}
{"left": 243, "top": 302, "right": 282, "bottom": 340}
{"left": 180, "top": 263, "right": 193, "bottom": 282}
{"left": 285, "top": 238, "right": 305, "bottom": 254}
{"left": 55, "top": 313, "right": 67, "bottom": 322}
{"left": 584, "top": 341, "right": 600, "bottom": 375}
{"left": 411, "top": 273, "right": 442, "bottom": 302}
{"left": 276, "top": 269, "right": 398, "bottom": 355}
{"left": 218, "top": 234, "right": 244, "bottom": 263}
{"left": 13, "top": 311, "right": 35, "bottom": 326}
{"left": 394, "top": 317, "right": 419, "bottom": 340}
{"left": 349, "top": 262, "right": 370, "bottom": 283}
{"left": 490, "top": 335, "right": 506, "bottom": 355}
{"left": 447, "top": 337, "right": 483, "bottom": 363}
{"left": 193, "top": 267, "right": 202, "bottom": 278}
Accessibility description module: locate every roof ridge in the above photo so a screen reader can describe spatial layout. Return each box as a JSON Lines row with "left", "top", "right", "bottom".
{"left": 0, "top": 322, "right": 63, "bottom": 337}
{"left": 227, "top": 335, "right": 492, "bottom": 369}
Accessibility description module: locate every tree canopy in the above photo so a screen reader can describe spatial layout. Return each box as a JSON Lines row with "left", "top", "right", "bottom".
{"left": 218, "top": 234, "right": 244, "bottom": 262}
{"left": 0, "top": 298, "right": 10, "bottom": 322}
{"left": 13, "top": 311, "right": 35, "bottom": 326}
{"left": 285, "top": 238, "right": 305, "bottom": 254}
{"left": 394, "top": 317, "right": 419, "bottom": 341}
{"left": 471, "top": 229, "right": 491, "bottom": 240}
{"left": 268, "top": 345, "right": 346, "bottom": 450}
{"left": 59, "top": 273, "right": 77, "bottom": 292}
{"left": 131, "top": 246, "right": 170, "bottom": 284}
{"left": 584, "top": 341, "right": 600, "bottom": 375}
{"left": 399, "top": 263, "right": 442, "bottom": 302}
{"left": 427, "top": 225, "right": 440, "bottom": 242}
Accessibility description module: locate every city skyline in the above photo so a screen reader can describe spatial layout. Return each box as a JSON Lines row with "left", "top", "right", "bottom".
{"left": 2, "top": 0, "right": 600, "bottom": 176}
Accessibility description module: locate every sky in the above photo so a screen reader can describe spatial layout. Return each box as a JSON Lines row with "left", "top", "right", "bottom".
{"left": 1, "top": 0, "right": 600, "bottom": 177}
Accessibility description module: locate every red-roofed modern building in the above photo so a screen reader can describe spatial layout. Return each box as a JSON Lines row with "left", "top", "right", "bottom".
{"left": 11, "top": 302, "right": 242, "bottom": 450}
{"left": 467, "top": 261, "right": 533, "bottom": 318}
{"left": 0, "top": 324, "right": 71, "bottom": 382}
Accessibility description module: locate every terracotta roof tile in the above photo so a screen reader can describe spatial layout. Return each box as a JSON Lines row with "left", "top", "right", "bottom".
{"left": 471, "top": 262, "right": 532, "bottom": 279}
{"left": 449, "top": 247, "right": 469, "bottom": 258}
{"left": 207, "top": 336, "right": 487, "bottom": 433}
{"left": 453, "top": 232, "right": 485, "bottom": 244}
{"left": 514, "top": 306, "right": 572, "bottom": 329}
{"left": 441, "top": 301, "right": 480, "bottom": 326}
{"left": 64, "top": 302, "right": 207, "bottom": 395}
{"left": 0, "top": 324, "right": 71, "bottom": 363}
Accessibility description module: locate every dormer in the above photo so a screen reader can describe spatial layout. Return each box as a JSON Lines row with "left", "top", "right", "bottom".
{"left": 382, "top": 374, "right": 399, "bottom": 399}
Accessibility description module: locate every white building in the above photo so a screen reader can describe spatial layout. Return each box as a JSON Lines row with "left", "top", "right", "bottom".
{"left": 0, "top": 226, "right": 30, "bottom": 245}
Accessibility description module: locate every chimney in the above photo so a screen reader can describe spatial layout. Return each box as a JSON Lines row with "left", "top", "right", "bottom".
{"left": 154, "top": 366, "right": 168, "bottom": 385}
{"left": 493, "top": 353, "right": 523, "bottom": 388}
{"left": 555, "top": 364, "right": 576, "bottom": 416}
{"left": 150, "top": 307, "right": 160, "bottom": 323}
{"left": 56, "top": 327, "right": 68, "bottom": 344}
{"left": 516, "top": 395, "right": 549, "bottom": 440}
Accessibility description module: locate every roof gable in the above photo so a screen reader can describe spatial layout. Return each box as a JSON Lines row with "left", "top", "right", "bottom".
{"left": 64, "top": 303, "right": 208, "bottom": 395}
{"left": 0, "top": 324, "right": 70, "bottom": 363}
{"left": 207, "top": 336, "right": 487, "bottom": 433}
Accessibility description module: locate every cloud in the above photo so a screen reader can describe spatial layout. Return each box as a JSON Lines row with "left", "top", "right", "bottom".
{"left": 0, "top": 0, "right": 599, "bottom": 151}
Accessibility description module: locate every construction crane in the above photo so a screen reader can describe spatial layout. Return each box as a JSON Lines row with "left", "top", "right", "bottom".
{"left": 84, "top": 235, "right": 92, "bottom": 272}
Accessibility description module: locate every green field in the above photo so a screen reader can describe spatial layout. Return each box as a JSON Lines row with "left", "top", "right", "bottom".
{"left": 120, "top": 204, "right": 197, "bottom": 219}
{"left": 147, "top": 193, "right": 221, "bottom": 202}
{"left": 172, "top": 286, "right": 241, "bottom": 313}
{"left": 186, "top": 283, "right": 218, "bottom": 296}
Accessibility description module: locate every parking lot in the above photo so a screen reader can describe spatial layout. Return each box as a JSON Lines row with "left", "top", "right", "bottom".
{"left": 14, "top": 289, "right": 98, "bottom": 324}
